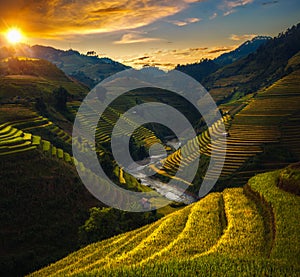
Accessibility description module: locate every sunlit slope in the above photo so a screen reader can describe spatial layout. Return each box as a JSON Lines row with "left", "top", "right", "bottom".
{"left": 0, "top": 105, "right": 74, "bottom": 155}
{"left": 30, "top": 166, "right": 300, "bottom": 276}
{"left": 0, "top": 120, "right": 73, "bottom": 162}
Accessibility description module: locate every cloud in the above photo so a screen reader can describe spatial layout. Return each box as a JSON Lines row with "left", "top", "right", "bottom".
{"left": 173, "top": 47, "right": 208, "bottom": 55}
{"left": 121, "top": 45, "right": 234, "bottom": 69}
{"left": 137, "top": 56, "right": 150, "bottom": 60}
{"left": 168, "top": 17, "right": 201, "bottom": 27}
{"left": 207, "top": 47, "right": 233, "bottom": 54}
{"left": 0, "top": 0, "right": 205, "bottom": 38}
{"left": 261, "top": 1, "right": 279, "bottom": 6}
{"left": 209, "top": 13, "right": 218, "bottom": 20}
{"left": 184, "top": 0, "right": 205, "bottom": 2}
{"left": 229, "top": 33, "right": 257, "bottom": 41}
{"left": 221, "top": 0, "right": 254, "bottom": 16}
{"left": 224, "top": 10, "right": 236, "bottom": 16}
{"left": 114, "top": 33, "right": 163, "bottom": 44}
{"left": 224, "top": 0, "right": 254, "bottom": 9}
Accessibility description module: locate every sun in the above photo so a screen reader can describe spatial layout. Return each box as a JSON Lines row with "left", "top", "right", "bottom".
{"left": 6, "top": 28, "right": 23, "bottom": 44}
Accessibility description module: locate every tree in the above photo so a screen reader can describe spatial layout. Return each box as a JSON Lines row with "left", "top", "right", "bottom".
{"left": 86, "top": 51, "right": 97, "bottom": 56}
{"left": 35, "top": 96, "right": 48, "bottom": 116}
{"left": 78, "top": 207, "right": 161, "bottom": 246}
{"left": 53, "top": 86, "right": 69, "bottom": 111}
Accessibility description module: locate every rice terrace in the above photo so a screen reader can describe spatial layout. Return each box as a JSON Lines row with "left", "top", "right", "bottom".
{"left": 0, "top": 1, "right": 299, "bottom": 276}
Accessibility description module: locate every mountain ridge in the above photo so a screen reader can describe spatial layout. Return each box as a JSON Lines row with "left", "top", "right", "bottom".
{"left": 214, "top": 36, "right": 271, "bottom": 66}
{"left": 26, "top": 45, "right": 129, "bottom": 88}
{"left": 175, "top": 35, "right": 271, "bottom": 83}
{"left": 203, "top": 23, "right": 300, "bottom": 103}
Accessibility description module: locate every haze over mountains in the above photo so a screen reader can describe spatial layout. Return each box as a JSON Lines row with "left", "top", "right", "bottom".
{"left": 28, "top": 46, "right": 129, "bottom": 88}
{"left": 1, "top": 45, "right": 129, "bottom": 89}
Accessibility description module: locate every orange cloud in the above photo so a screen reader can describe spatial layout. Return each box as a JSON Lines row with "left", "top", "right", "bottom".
{"left": 121, "top": 45, "right": 234, "bottom": 69}
{"left": 0, "top": 0, "right": 205, "bottom": 38}
{"left": 207, "top": 47, "right": 233, "bottom": 54}
{"left": 114, "top": 33, "right": 163, "bottom": 44}
{"left": 230, "top": 34, "right": 257, "bottom": 41}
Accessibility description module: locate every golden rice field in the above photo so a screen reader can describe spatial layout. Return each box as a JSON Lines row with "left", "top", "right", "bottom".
{"left": 0, "top": 122, "right": 72, "bottom": 163}
{"left": 28, "top": 166, "right": 300, "bottom": 276}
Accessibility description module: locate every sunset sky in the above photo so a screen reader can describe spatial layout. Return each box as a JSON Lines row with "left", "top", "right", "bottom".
{"left": 0, "top": 0, "right": 299, "bottom": 69}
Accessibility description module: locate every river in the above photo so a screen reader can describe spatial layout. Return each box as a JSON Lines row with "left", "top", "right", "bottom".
{"left": 127, "top": 154, "right": 197, "bottom": 204}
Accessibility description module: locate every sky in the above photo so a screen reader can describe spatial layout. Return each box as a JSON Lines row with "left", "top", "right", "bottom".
{"left": 0, "top": 0, "right": 299, "bottom": 69}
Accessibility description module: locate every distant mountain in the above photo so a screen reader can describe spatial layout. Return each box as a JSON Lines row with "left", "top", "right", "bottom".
{"left": 20, "top": 45, "right": 129, "bottom": 88}
{"left": 214, "top": 36, "right": 271, "bottom": 66}
{"left": 203, "top": 23, "right": 300, "bottom": 103}
{"left": 175, "top": 36, "right": 271, "bottom": 82}
{"left": 0, "top": 57, "right": 89, "bottom": 104}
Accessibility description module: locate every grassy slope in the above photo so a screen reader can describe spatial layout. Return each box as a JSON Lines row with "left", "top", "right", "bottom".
{"left": 30, "top": 165, "right": 300, "bottom": 276}
{"left": 225, "top": 70, "right": 300, "bottom": 178}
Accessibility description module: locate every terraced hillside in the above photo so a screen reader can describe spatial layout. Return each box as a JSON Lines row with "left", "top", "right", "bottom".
{"left": 226, "top": 69, "right": 300, "bottom": 183}
{"left": 0, "top": 105, "right": 74, "bottom": 155}
{"left": 0, "top": 119, "right": 141, "bottom": 190}
{"left": 150, "top": 70, "right": 300, "bottom": 188}
{"left": 0, "top": 118, "right": 162, "bottom": 276}
{"left": 69, "top": 86, "right": 202, "bottom": 154}
{"left": 0, "top": 122, "right": 103, "bottom": 276}
{"left": 30, "top": 165, "right": 300, "bottom": 276}
{"left": 69, "top": 101, "right": 164, "bottom": 153}
{"left": 1, "top": 123, "right": 74, "bottom": 163}
{"left": 0, "top": 104, "right": 157, "bottom": 202}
